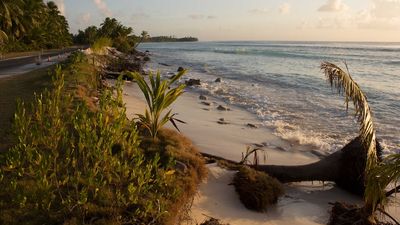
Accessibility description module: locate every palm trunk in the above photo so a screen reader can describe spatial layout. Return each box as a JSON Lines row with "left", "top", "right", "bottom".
{"left": 254, "top": 149, "right": 341, "bottom": 182}
{"left": 252, "top": 137, "right": 381, "bottom": 195}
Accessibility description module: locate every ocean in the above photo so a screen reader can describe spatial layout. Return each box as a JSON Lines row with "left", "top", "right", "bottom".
{"left": 139, "top": 41, "right": 400, "bottom": 155}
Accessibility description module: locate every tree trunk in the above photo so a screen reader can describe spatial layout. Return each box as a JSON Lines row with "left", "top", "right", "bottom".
{"left": 253, "top": 137, "right": 382, "bottom": 195}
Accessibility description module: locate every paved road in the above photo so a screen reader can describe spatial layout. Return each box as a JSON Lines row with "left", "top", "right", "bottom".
{"left": 0, "top": 47, "right": 79, "bottom": 74}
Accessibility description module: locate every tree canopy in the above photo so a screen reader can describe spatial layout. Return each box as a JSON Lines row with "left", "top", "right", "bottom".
{"left": 0, "top": 0, "right": 71, "bottom": 52}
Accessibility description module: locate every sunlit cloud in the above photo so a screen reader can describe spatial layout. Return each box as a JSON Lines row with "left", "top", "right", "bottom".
{"left": 188, "top": 14, "right": 216, "bottom": 20}
{"left": 92, "top": 0, "right": 112, "bottom": 17}
{"left": 248, "top": 8, "right": 269, "bottom": 15}
{"left": 318, "top": 0, "right": 349, "bottom": 12}
{"left": 279, "top": 3, "right": 291, "bottom": 15}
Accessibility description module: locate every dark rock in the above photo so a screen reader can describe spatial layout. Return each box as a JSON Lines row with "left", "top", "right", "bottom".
{"left": 177, "top": 66, "right": 185, "bottom": 72}
{"left": 217, "top": 118, "right": 229, "bottom": 125}
{"left": 145, "top": 50, "right": 150, "bottom": 53}
{"left": 217, "top": 105, "right": 229, "bottom": 111}
{"left": 186, "top": 79, "right": 201, "bottom": 86}
{"left": 201, "top": 101, "right": 212, "bottom": 106}
{"left": 247, "top": 123, "right": 258, "bottom": 128}
{"left": 215, "top": 78, "right": 222, "bottom": 83}
{"left": 159, "top": 63, "right": 171, "bottom": 67}
{"left": 199, "top": 95, "right": 208, "bottom": 100}
{"left": 143, "top": 56, "right": 150, "bottom": 61}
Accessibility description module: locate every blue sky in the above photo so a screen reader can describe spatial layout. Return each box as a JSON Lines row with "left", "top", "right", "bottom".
{"left": 52, "top": 0, "right": 400, "bottom": 42}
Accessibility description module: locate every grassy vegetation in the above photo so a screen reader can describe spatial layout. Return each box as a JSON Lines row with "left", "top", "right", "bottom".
{"left": 0, "top": 52, "right": 206, "bottom": 224}
{"left": 91, "top": 37, "right": 112, "bottom": 54}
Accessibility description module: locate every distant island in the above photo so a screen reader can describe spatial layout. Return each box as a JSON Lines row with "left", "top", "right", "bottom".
{"left": 144, "top": 36, "right": 199, "bottom": 42}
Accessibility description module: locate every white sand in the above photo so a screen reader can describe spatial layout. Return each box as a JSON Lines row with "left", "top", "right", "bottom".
{"left": 121, "top": 80, "right": 399, "bottom": 225}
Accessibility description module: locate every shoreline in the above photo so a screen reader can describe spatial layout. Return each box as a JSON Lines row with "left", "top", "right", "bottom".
{"left": 121, "top": 80, "right": 365, "bottom": 225}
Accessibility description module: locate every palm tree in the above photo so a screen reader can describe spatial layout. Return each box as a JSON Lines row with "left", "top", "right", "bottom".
{"left": 131, "top": 70, "right": 186, "bottom": 140}
{"left": 0, "top": 0, "right": 26, "bottom": 41}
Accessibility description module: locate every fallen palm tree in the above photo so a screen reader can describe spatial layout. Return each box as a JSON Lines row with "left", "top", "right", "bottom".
{"left": 253, "top": 62, "right": 380, "bottom": 196}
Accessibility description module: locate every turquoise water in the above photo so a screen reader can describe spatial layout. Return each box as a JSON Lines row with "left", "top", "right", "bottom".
{"left": 139, "top": 41, "right": 400, "bottom": 154}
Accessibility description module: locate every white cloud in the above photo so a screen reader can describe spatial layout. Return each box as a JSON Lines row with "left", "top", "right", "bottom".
{"left": 189, "top": 14, "right": 205, "bottom": 20}
{"left": 279, "top": 3, "right": 291, "bottom": 14}
{"left": 353, "top": 0, "right": 400, "bottom": 29}
{"left": 75, "top": 13, "right": 91, "bottom": 26}
{"left": 248, "top": 8, "right": 269, "bottom": 15}
{"left": 370, "top": 0, "right": 400, "bottom": 19}
{"left": 50, "top": 0, "right": 65, "bottom": 15}
{"left": 318, "top": 0, "right": 349, "bottom": 12}
{"left": 92, "top": 0, "right": 112, "bottom": 17}
{"left": 188, "top": 14, "right": 216, "bottom": 20}
{"left": 82, "top": 13, "right": 91, "bottom": 23}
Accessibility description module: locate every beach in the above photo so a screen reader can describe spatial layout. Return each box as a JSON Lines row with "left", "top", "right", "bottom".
{"left": 121, "top": 80, "right": 369, "bottom": 225}
{"left": 119, "top": 41, "right": 400, "bottom": 223}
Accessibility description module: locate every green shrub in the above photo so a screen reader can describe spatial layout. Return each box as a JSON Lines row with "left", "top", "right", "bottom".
{"left": 0, "top": 62, "right": 179, "bottom": 224}
{"left": 233, "top": 166, "right": 284, "bottom": 211}
{"left": 91, "top": 37, "right": 112, "bottom": 54}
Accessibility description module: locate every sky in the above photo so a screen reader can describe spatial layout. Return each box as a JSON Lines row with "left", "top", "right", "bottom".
{"left": 51, "top": 0, "right": 400, "bottom": 42}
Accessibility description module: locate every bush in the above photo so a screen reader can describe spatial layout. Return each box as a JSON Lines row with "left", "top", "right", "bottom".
{"left": 233, "top": 166, "right": 284, "bottom": 211}
{"left": 0, "top": 61, "right": 180, "bottom": 224}
{"left": 91, "top": 37, "right": 112, "bottom": 54}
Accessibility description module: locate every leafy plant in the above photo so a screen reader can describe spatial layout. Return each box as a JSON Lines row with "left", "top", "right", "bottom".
{"left": 130, "top": 70, "right": 187, "bottom": 140}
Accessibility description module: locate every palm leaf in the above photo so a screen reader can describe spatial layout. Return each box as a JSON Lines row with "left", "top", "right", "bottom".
{"left": 321, "top": 61, "right": 379, "bottom": 212}
{"left": 132, "top": 70, "right": 187, "bottom": 140}
{"left": 321, "top": 61, "right": 377, "bottom": 169}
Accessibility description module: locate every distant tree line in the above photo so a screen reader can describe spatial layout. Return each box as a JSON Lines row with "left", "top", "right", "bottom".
{"left": 145, "top": 36, "right": 198, "bottom": 42}
{"left": 73, "top": 17, "right": 140, "bottom": 53}
{"left": 0, "top": 0, "right": 198, "bottom": 54}
{"left": 73, "top": 20, "right": 198, "bottom": 53}
{"left": 0, "top": 0, "right": 71, "bottom": 52}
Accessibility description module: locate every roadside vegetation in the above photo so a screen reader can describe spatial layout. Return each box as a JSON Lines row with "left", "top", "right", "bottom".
{"left": 0, "top": 52, "right": 206, "bottom": 224}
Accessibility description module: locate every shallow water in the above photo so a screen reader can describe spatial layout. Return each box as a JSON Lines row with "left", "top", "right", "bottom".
{"left": 139, "top": 41, "right": 400, "bottom": 155}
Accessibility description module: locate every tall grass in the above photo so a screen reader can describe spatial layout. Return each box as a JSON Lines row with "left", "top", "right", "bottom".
{"left": 0, "top": 54, "right": 181, "bottom": 224}
{"left": 91, "top": 37, "right": 112, "bottom": 54}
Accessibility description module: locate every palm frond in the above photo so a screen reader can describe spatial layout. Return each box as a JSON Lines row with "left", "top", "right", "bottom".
{"left": 132, "top": 70, "right": 186, "bottom": 140}
{"left": 321, "top": 61, "right": 377, "bottom": 170}
{"left": 321, "top": 61, "right": 379, "bottom": 212}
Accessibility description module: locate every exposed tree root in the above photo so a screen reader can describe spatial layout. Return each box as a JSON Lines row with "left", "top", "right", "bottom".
{"left": 328, "top": 202, "right": 394, "bottom": 225}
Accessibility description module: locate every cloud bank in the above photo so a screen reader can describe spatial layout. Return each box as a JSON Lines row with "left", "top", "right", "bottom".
{"left": 92, "top": 0, "right": 112, "bottom": 17}
{"left": 318, "top": 0, "right": 349, "bottom": 12}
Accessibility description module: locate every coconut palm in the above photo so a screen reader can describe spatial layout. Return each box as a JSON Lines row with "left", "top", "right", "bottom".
{"left": 0, "top": 0, "right": 25, "bottom": 41}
